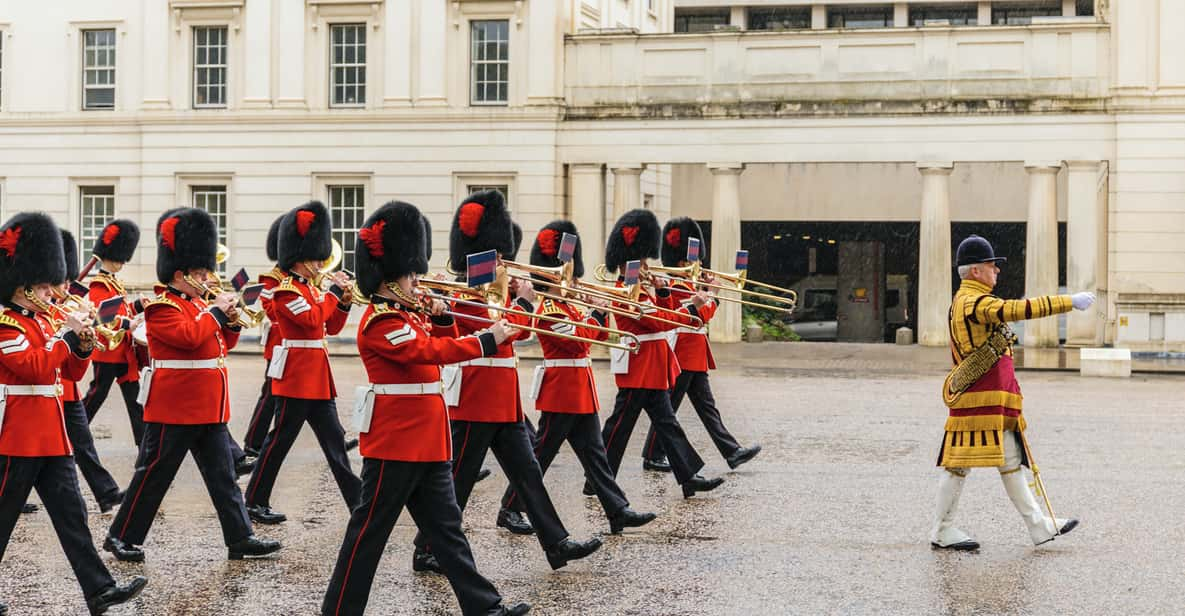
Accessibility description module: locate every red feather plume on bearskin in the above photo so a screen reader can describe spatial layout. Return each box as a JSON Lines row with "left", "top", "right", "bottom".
{"left": 537, "top": 228, "right": 560, "bottom": 257}
{"left": 665, "top": 228, "right": 681, "bottom": 248}
{"left": 160, "top": 217, "right": 179, "bottom": 251}
{"left": 102, "top": 223, "right": 120, "bottom": 246}
{"left": 359, "top": 219, "right": 386, "bottom": 258}
{"left": 0, "top": 227, "right": 20, "bottom": 258}
{"left": 458, "top": 202, "right": 485, "bottom": 238}
{"left": 296, "top": 210, "right": 315, "bottom": 237}
{"left": 621, "top": 225, "right": 639, "bottom": 246}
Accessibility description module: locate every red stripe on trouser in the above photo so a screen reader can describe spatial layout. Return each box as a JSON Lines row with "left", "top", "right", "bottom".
{"left": 604, "top": 391, "right": 633, "bottom": 454}
{"left": 0, "top": 457, "right": 10, "bottom": 498}
{"left": 506, "top": 416, "right": 552, "bottom": 509}
{"left": 248, "top": 398, "right": 288, "bottom": 502}
{"left": 120, "top": 424, "right": 167, "bottom": 539}
{"left": 453, "top": 424, "right": 471, "bottom": 480}
{"left": 335, "top": 460, "right": 385, "bottom": 616}
{"left": 245, "top": 380, "right": 270, "bottom": 441}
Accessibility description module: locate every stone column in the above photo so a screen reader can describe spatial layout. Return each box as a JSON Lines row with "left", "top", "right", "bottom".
{"left": 709, "top": 163, "right": 744, "bottom": 343}
{"left": 1024, "top": 162, "right": 1062, "bottom": 348}
{"left": 416, "top": 0, "right": 448, "bottom": 106}
{"left": 569, "top": 164, "right": 606, "bottom": 277}
{"left": 1065, "top": 160, "right": 1105, "bottom": 346}
{"left": 917, "top": 163, "right": 954, "bottom": 347}
{"left": 610, "top": 165, "right": 644, "bottom": 221}
{"left": 242, "top": 0, "right": 272, "bottom": 108}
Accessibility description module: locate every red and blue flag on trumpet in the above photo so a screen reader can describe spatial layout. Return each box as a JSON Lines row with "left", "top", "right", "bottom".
{"left": 467, "top": 249, "right": 498, "bottom": 287}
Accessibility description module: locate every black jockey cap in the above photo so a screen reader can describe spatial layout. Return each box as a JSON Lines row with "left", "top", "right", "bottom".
{"left": 955, "top": 235, "right": 1007, "bottom": 267}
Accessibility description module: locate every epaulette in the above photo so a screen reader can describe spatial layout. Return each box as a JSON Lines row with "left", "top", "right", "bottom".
{"left": 259, "top": 267, "right": 284, "bottom": 283}
{"left": 143, "top": 294, "right": 181, "bottom": 311}
{"left": 0, "top": 310, "right": 25, "bottom": 333}
{"left": 672, "top": 279, "right": 695, "bottom": 292}
{"left": 91, "top": 274, "right": 123, "bottom": 294}
{"left": 274, "top": 277, "right": 301, "bottom": 294}
{"left": 540, "top": 298, "right": 565, "bottom": 316}
{"left": 362, "top": 302, "right": 400, "bottom": 331}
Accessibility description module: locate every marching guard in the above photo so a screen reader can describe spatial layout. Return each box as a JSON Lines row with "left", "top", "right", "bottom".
{"left": 641, "top": 217, "right": 761, "bottom": 472}
{"left": 103, "top": 208, "right": 280, "bottom": 563}
{"left": 58, "top": 230, "right": 124, "bottom": 513}
{"left": 497, "top": 220, "right": 656, "bottom": 536}
{"left": 82, "top": 218, "right": 146, "bottom": 445}
{"left": 323, "top": 201, "right": 529, "bottom": 616}
{"left": 930, "top": 234, "right": 1093, "bottom": 550}
{"left": 0, "top": 212, "right": 146, "bottom": 615}
{"left": 241, "top": 215, "right": 284, "bottom": 458}
{"left": 413, "top": 190, "right": 602, "bottom": 573}
{"left": 596, "top": 209, "right": 723, "bottom": 498}
{"left": 245, "top": 201, "right": 361, "bottom": 525}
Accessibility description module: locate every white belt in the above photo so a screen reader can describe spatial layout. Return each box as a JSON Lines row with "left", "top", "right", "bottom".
{"left": 634, "top": 333, "right": 671, "bottom": 343}
{"left": 541, "top": 358, "right": 591, "bottom": 368}
{"left": 456, "top": 357, "right": 517, "bottom": 368}
{"left": 371, "top": 382, "right": 443, "bottom": 395}
{"left": 681, "top": 328, "right": 707, "bottom": 336}
{"left": 4, "top": 385, "right": 60, "bottom": 396}
{"left": 153, "top": 358, "right": 223, "bottom": 369}
{"left": 283, "top": 339, "right": 327, "bottom": 349}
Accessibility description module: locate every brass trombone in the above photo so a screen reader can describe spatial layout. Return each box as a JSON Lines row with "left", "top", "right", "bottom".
{"left": 47, "top": 290, "right": 123, "bottom": 351}
{"left": 415, "top": 279, "right": 640, "bottom": 353}
{"left": 594, "top": 262, "right": 797, "bottom": 313}
{"left": 190, "top": 244, "right": 267, "bottom": 328}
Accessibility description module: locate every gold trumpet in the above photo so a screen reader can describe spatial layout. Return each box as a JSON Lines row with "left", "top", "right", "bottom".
{"left": 416, "top": 278, "right": 641, "bottom": 353}
{"left": 189, "top": 244, "right": 267, "bottom": 328}
{"left": 46, "top": 292, "right": 123, "bottom": 351}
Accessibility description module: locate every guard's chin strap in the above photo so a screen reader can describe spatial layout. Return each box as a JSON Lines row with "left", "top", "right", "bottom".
{"left": 23, "top": 288, "right": 53, "bottom": 313}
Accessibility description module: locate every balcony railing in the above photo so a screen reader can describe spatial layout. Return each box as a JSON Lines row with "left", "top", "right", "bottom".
{"left": 564, "top": 23, "right": 1109, "bottom": 118}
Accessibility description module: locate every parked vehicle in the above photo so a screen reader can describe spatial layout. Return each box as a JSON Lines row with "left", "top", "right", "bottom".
{"left": 786, "top": 274, "right": 911, "bottom": 342}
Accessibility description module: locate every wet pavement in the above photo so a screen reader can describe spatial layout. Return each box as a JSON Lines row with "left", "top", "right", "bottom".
{"left": 3, "top": 343, "right": 1183, "bottom": 615}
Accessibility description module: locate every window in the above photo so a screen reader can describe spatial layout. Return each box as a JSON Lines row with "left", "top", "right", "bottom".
{"left": 674, "top": 9, "right": 730, "bottom": 33}
{"left": 80, "top": 186, "right": 115, "bottom": 254}
{"left": 827, "top": 5, "right": 894, "bottom": 29}
{"left": 193, "top": 26, "right": 228, "bottom": 108}
{"left": 909, "top": 3, "right": 978, "bottom": 26}
{"left": 1076, "top": 0, "right": 1095, "bottom": 16}
{"left": 748, "top": 7, "right": 811, "bottom": 31}
{"left": 83, "top": 29, "right": 116, "bottom": 109}
{"left": 191, "top": 186, "right": 228, "bottom": 272}
{"left": 992, "top": 2, "right": 1060, "bottom": 25}
{"left": 328, "top": 185, "right": 365, "bottom": 273}
{"left": 470, "top": 20, "right": 509, "bottom": 105}
{"left": 330, "top": 24, "right": 366, "bottom": 107}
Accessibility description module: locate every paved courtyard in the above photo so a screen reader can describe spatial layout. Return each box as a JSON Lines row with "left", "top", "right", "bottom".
{"left": 2, "top": 342, "right": 1181, "bottom": 615}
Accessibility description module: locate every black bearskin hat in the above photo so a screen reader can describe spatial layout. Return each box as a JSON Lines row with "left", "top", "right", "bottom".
{"left": 91, "top": 218, "right": 140, "bottom": 263}
{"left": 448, "top": 190, "right": 514, "bottom": 271}
{"left": 604, "top": 209, "right": 660, "bottom": 273}
{"left": 355, "top": 201, "right": 430, "bottom": 298}
{"left": 0, "top": 213, "right": 66, "bottom": 300}
{"left": 265, "top": 215, "right": 283, "bottom": 263}
{"left": 661, "top": 217, "right": 708, "bottom": 268}
{"left": 278, "top": 201, "right": 332, "bottom": 270}
{"left": 61, "top": 230, "right": 80, "bottom": 281}
{"left": 530, "top": 220, "right": 584, "bottom": 278}
{"left": 506, "top": 223, "right": 523, "bottom": 261}
{"left": 155, "top": 207, "right": 218, "bottom": 284}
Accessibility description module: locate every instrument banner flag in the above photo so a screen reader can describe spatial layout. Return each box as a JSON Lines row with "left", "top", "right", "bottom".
{"left": 623, "top": 260, "right": 641, "bottom": 286}
{"left": 97, "top": 296, "right": 124, "bottom": 324}
{"left": 240, "top": 283, "right": 264, "bottom": 307}
{"left": 230, "top": 268, "right": 250, "bottom": 292}
{"left": 68, "top": 281, "right": 90, "bottom": 297}
{"left": 558, "top": 232, "right": 578, "bottom": 264}
{"left": 735, "top": 250, "right": 749, "bottom": 271}
{"left": 686, "top": 237, "right": 701, "bottom": 263}
{"left": 466, "top": 250, "right": 498, "bottom": 287}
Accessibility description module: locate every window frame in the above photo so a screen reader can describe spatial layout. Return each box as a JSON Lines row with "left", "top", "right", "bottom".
{"left": 469, "top": 19, "right": 510, "bottom": 107}
{"left": 328, "top": 22, "right": 367, "bottom": 108}
{"left": 81, "top": 28, "right": 117, "bottom": 110}
{"left": 326, "top": 184, "right": 366, "bottom": 274}
{"left": 747, "top": 6, "right": 812, "bottom": 31}
{"left": 673, "top": 8, "right": 731, "bottom": 33}
{"left": 78, "top": 185, "right": 117, "bottom": 256}
{"left": 311, "top": 173, "right": 372, "bottom": 275}
{"left": 827, "top": 5, "right": 895, "bottom": 29}
{"left": 190, "top": 185, "right": 229, "bottom": 273}
{"left": 453, "top": 173, "right": 516, "bottom": 218}
{"left": 908, "top": 3, "right": 979, "bottom": 26}
{"left": 991, "top": 2, "right": 1062, "bottom": 25}
{"left": 192, "top": 25, "right": 229, "bottom": 109}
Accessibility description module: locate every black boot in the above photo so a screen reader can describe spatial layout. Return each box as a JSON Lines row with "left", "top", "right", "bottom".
{"left": 545, "top": 537, "right": 603, "bottom": 570}
{"left": 643, "top": 457, "right": 672, "bottom": 472}
{"left": 20, "top": 503, "right": 38, "bottom": 514}
{"left": 681, "top": 475, "right": 725, "bottom": 499}
{"left": 726, "top": 445, "right": 762, "bottom": 469}
{"left": 246, "top": 505, "right": 287, "bottom": 525}
{"left": 476, "top": 468, "right": 492, "bottom": 482}
{"left": 412, "top": 547, "right": 442, "bottom": 574}
{"left": 582, "top": 481, "right": 595, "bottom": 496}
{"left": 103, "top": 536, "right": 145, "bottom": 562}
{"left": 86, "top": 576, "right": 147, "bottom": 615}
{"left": 244, "top": 447, "right": 260, "bottom": 458}
{"left": 608, "top": 508, "right": 657, "bottom": 534}
{"left": 491, "top": 602, "right": 532, "bottom": 616}
{"left": 98, "top": 490, "right": 125, "bottom": 514}
{"left": 234, "top": 456, "right": 256, "bottom": 477}
{"left": 228, "top": 535, "right": 282, "bottom": 560}
{"left": 1, "top": 600, "right": 7, "bottom": 615}
{"left": 496, "top": 508, "right": 535, "bottom": 535}
{"left": 345, "top": 437, "right": 359, "bottom": 452}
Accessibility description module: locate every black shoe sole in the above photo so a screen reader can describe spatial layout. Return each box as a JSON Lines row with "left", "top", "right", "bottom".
{"left": 546, "top": 540, "right": 603, "bottom": 570}
{"left": 1059, "top": 519, "right": 1079, "bottom": 536}
{"left": 412, "top": 561, "right": 443, "bottom": 574}
{"left": 642, "top": 460, "right": 672, "bottom": 473}
{"left": 727, "top": 446, "right": 762, "bottom": 470}
{"left": 682, "top": 479, "right": 725, "bottom": 499}
{"left": 497, "top": 520, "right": 536, "bottom": 536}
{"left": 609, "top": 514, "right": 657, "bottom": 534}
{"left": 89, "top": 577, "right": 148, "bottom": 615}
{"left": 228, "top": 546, "right": 282, "bottom": 560}
{"left": 930, "top": 541, "right": 980, "bottom": 551}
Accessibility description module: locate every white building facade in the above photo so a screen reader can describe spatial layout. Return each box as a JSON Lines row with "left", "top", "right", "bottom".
{"left": 0, "top": 0, "right": 1180, "bottom": 350}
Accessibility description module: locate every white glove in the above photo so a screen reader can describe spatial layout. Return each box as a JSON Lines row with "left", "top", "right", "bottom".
{"left": 1071, "top": 292, "right": 1096, "bottom": 311}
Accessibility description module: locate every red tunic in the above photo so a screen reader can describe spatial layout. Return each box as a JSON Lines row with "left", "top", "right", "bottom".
{"left": 141, "top": 289, "right": 239, "bottom": 425}
{"left": 258, "top": 269, "right": 284, "bottom": 361}
{"left": 269, "top": 274, "right": 350, "bottom": 400}
{"left": 0, "top": 308, "right": 91, "bottom": 457}
{"left": 533, "top": 298, "right": 606, "bottom": 414}
{"left": 356, "top": 301, "right": 491, "bottom": 462}
{"left": 669, "top": 280, "right": 717, "bottom": 372}
{"left": 446, "top": 294, "right": 532, "bottom": 423}
{"left": 88, "top": 273, "right": 139, "bottom": 380}
{"left": 611, "top": 284, "right": 695, "bottom": 390}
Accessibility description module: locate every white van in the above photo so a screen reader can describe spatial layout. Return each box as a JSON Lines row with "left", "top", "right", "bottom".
{"left": 787, "top": 274, "right": 911, "bottom": 342}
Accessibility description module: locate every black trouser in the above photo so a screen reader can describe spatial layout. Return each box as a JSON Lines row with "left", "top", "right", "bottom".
{"left": 502, "top": 412, "right": 629, "bottom": 518}
{"left": 415, "top": 419, "right": 568, "bottom": 552}
{"left": 245, "top": 396, "right": 360, "bottom": 510}
{"left": 84, "top": 361, "right": 144, "bottom": 446}
{"left": 643, "top": 371, "right": 741, "bottom": 462}
{"left": 63, "top": 400, "right": 121, "bottom": 506}
{"left": 323, "top": 459, "right": 503, "bottom": 616}
{"left": 0, "top": 455, "right": 116, "bottom": 598}
{"left": 602, "top": 388, "right": 705, "bottom": 485}
{"left": 109, "top": 422, "right": 252, "bottom": 547}
{"left": 242, "top": 367, "right": 276, "bottom": 453}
